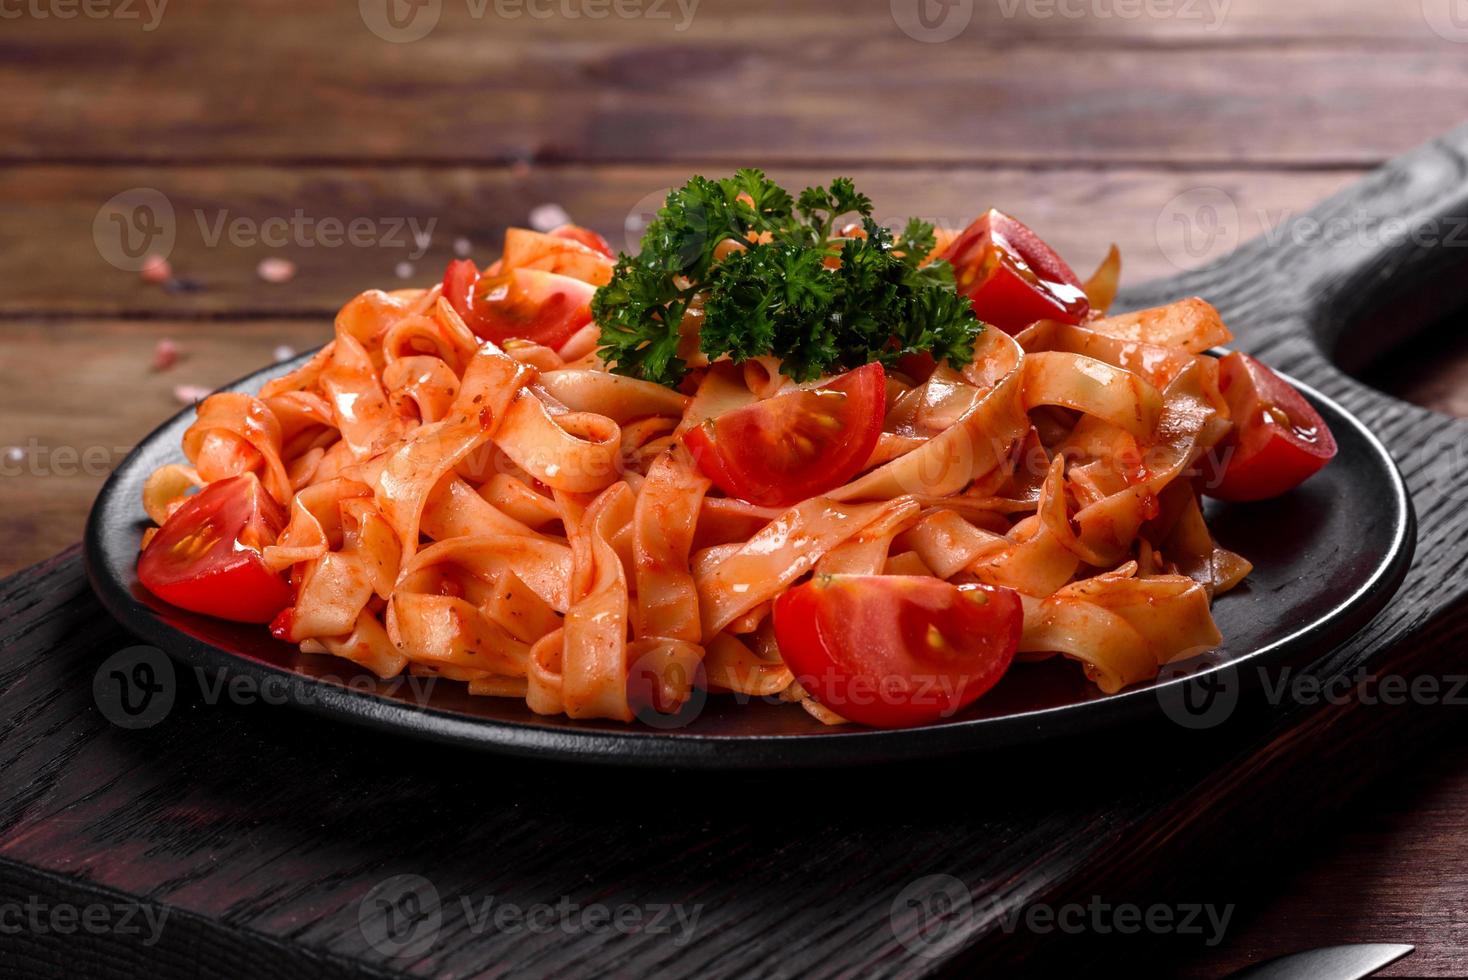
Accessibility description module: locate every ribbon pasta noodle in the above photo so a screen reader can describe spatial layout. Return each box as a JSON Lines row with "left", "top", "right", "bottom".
{"left": 143, "top": 286, "right": 1246, "bottom": 717}
{"left": 137, "top": 199, "right": 1321, "bottom": 729}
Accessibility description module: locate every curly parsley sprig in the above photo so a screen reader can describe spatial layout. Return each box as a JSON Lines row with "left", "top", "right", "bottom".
{"left": 592, "top": 171, "right": 984, "bottom": 386}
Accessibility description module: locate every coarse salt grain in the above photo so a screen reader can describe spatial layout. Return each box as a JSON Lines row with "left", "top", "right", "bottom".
{"left": 140, "top": 254, "right": 172, "bottom": 284}
{"left": 152, "top": 338, "right": 179, "bottom": 371}
{"left": 453, "top": 236, "right": 472, "bottom": 257}
{"left": 173, "top": 384, "right": 212, "bottom": 405}
{"left": 273, "top": 345, "right": 296, "bottom": 363}
{"left": 4, "top": 447, "right": 23, "bottom": 464}
{"left": 395, "top": 261, "right": 414, "bottom": 280}
{"left": 529, "top": 203, "right": 571, "bottom": 232}
{"left": 257, "top": 257, "right": 296, "bottom": 284}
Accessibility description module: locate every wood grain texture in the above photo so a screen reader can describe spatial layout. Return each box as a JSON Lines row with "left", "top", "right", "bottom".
{"left": 1160, "top": 727, "right": 1468, "bottom": 977}
{"left": 2, "top": 1, "right": 1465, "bottom": 166}
{"left": 0, "top": 164, "right": 1362, "bottom": 317}
{"left": 2, "top": 125, "right": 1468, "bottom": 978}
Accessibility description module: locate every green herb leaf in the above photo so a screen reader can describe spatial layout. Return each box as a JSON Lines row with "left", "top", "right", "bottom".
{"left": 594, "top": 173, "right": 983, "bottom": 387}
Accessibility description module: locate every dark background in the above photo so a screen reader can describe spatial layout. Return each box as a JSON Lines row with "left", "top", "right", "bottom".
{"left": 2, "top": 0, "right": 1467, "bottom": 974}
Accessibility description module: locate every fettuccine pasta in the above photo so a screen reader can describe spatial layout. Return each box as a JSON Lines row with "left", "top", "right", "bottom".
{"left": 137, "top": 184, "right": 1337, "bottom": 729}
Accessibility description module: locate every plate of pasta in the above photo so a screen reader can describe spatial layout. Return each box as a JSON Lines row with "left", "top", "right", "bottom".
{"left": 86, "top": 173, "right": 1413, "bottom": 766}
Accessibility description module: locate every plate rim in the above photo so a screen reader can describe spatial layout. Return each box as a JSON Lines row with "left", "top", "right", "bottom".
{"left": 83, "top": 348, "right": 1417, "bottom": 768}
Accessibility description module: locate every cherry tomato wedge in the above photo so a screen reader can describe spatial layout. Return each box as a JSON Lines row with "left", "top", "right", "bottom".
{"left": 137, "top": 474, "right": 292, "bottom": 623}
{"left": 683, "top": 362, "right": 886, "bottom": 508}
{"left": 940, "top": 209, "right": 1090, "bottom": 333}
{"left": 773, "top": 576, "right": 1023, "bottom": 728}
{"left": 895, "top": 351, "right": 937, "bottom": 382}
{"left": 441, "top": 260, "right": 595, "bottom": 350}
{"left": 1203, "top": 352, "right": 1338, "bottom": 502}
{"left": 549, "top": 223, "right": 615, "bottom": 258}
{"left": 442, "top": 257, "right": 478, "bottom": 321}
{"left": 502, "top": 228, "right": 615, "bottom": 286}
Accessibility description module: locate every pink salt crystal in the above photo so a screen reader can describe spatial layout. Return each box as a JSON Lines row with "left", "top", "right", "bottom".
{"left": 273, "top": 345, "right": 296, "bottom": 363}
{"left": 529, "top": 204, "right": 571, "bottom": 232}
{"left": 257, "top": 257, "right": 296, "bottom": 284}
{"left": 453, "top": 236, "right": 472, "bottom": 258}
{"left": 140, "top": 255, "right": 172, "bottom": 284}
{"left": 152, "top": 338, "right": 179, "bottom": 371}
{"left": 173, "top": 384, "right": 212, "bottom": 405}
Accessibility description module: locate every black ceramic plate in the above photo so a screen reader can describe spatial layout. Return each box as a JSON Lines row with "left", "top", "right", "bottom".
{"left": 85, "top": 350, "right": 1414, "bottom": 768}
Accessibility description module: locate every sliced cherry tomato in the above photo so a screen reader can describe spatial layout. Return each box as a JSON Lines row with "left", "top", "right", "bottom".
{"left": 895, "top": 351, "right": 936, "bottom": 382}
{"left": 773, "top": 576, "right": 1022, "bottom": 728}
{"left": 502, "top": 228, "right": 615, "bottom": 286}
{"left": 137, "top": 474, "right": 292, "bottom": 623}
{"left": 442, "top": 258, "right": 479, "bottom": 321}
{"left": 549, "top": 223, "right": 615, "bottom": 258}
{"left": 441, "top": 260, "right": 595, "bottom": 350}
{"left": 683, "top": 362, "right": 886, "bottom": 508}
{"left": 940, "top": 209, "right": 1090, "bottom": 333}
{"left": 1203, "top": 352, "right": 1338, "bottom": 502}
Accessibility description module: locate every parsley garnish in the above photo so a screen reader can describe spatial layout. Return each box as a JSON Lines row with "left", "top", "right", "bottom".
{"left": 591, "top": 171, "right": 985, "bottom": 386}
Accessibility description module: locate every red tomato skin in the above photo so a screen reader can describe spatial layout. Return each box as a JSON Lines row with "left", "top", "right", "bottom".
{"left": 895, "top": 351, "right": 936, "bottom": 382}
{"left": 477, "top": 269, "right": 595, "bottom": 350}
{"left": 772, "top": 576, "right": 1022, "bottom": 728}
{"left": 941, "top": 210, "right": 1090, "bottom": 333}
{"left": 550, "top": 224, "right": 615, "bottom": 258}
{"left": 681, "top": 424, "right": 740, "bottom": 495}
{"left": 146, "top": 557, "right": 294, "bottom": 624}
{"left": 441, "top": 259, "right": 594, "bottom": 350}
{"left": 1205, "top": 353, "right": 1338, "bottom": 502}
{"left": 683, "top": 362, "right": 886, "bottom": 508}
{"left": 442, "top": 259, "right": 479, "bottom": 320}
{"left": 137, "top": 475, "right": 293, "bottom": 623}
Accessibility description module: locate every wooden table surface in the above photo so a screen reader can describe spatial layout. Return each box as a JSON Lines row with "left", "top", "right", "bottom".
{"left": 3, "top": 1, "right": 1468, "bottom": 975}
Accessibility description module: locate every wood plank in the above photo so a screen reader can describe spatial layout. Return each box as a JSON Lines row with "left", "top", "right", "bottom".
{"left": 0, "top": 320, "right": 328, "bottom": 577}
{"left": 1, "top": 1, "right": 1463, "bottom": 165}
{"left": 0, "top": 163, "right": 1360, "bottom": 316}
{"left": 1160, "top": 729, "right": 1468, "bottom": 977}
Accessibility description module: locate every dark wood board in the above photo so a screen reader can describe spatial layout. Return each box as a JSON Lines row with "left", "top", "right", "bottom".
{"left": 3, "top": 123, "right": 1468, "bottom": 978}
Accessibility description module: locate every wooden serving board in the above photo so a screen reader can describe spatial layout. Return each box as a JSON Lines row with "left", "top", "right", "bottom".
{"left": 4, "top": 125, "right": 1468, "bottom": 979}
